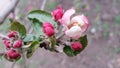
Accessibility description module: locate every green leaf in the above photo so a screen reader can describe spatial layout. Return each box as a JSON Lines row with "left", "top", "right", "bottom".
{"left": 9, "top": 21, "right": 26, "bottom": 38}
{"left": 74, "top": 35, "right": 88, "bottom": 55}
{"left": 26, "top": 48, "right": 35, "bottom": 59}
{"left": 28, "top": 10, "right": 57, "bottom": 27}
{"left": 49, "top": 36, "right": 56, "bottom": 50}
{"left": 79, "top": 35, "right": 88, "bottom": 48}
{"left": 29, "top": 41, "right": 39, "bottom": 48}
{"left": 63, "top": 46, "right": 75, "bottom": 57}
{"left": 23, "top": 34, "right": 40, "bottom": 42}
{"left": 32, "top": 20, "right": 44, "bottom": 35}
{"left": 26, "top": 41, "right": 39, "bottom": 58}
{"left": 9, "top": 18, "right": 14, "bottom": 23}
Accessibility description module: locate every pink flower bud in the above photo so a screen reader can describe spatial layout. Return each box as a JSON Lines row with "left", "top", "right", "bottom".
{"left": 13, "top": 39, "right": 22, "bottom": 48}
{"left": 52, "top": 5, "right": 64, "bottom": 21}
{"left": 71, "top": 42, "right": 82, "bottom": 51}
{"left": 7, "top": 50, "right": 20, "bottom": 59}
{"left": 43, "top": 22, "right": 55, "bottom": 37}
{"left": 2, "top": 39, "right": 11, "bottom": 48}
{"left": 43, "top": 22, "right": 54, "bottom": 29}
{"left": 7, "top": 31, "right": 18, "bottom": 38}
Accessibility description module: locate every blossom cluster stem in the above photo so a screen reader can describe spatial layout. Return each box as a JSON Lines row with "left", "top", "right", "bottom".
{"left": 56, "top": 32, "right": 65, "bottom": 40}
{"left": 21, "top": 52, "right": 27, "bottom": 68}
{"left": 11, "top": 61, "right": 16, "bottom": 68}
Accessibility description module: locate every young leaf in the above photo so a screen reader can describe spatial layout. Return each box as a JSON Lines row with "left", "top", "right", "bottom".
{"left": 26, "top": 41, "right": 39, "bottom": 58}
{"left": 63, "top": 46, "right": 75, "bottom": 57}
{"left": 9, "top": 21, "right": 26, "bottom": 38}
{"left": 74, "top": 35, "right": 88, "bottom": 55}
{"left": 28, "top": 10, "right": 57, "bottom": 27}
{"left": 49, "top": 36, "right": 56, "bottom": 51}
{"left": 26, "top": 48, "right": 35, "bottom": 59}
{"left": 23, "top": 34, "right": 40, "bottom": 42}
{"left": 32, "top": 20, "right": 44, "bottom": 35}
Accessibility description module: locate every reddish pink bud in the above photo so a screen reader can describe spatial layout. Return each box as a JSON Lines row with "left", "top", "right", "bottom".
{"left": 7, "top": 31, "right": 18, "bottom": 38}
{"left": 13, "top": 39, "right": 22, "bottom": 48}
{"left": 71, "top": 42, "right": 82, "bottom": 51}
{"left": 43, "top": 22, "right": 55, "bottom": 37}
{"left": 2, "top": 39, "right": 11, "bottom": 48}
{"left": 7, "top": 50, "right": 20, "bottom": 59}
{"left": 43, "top": 22, "right": 54, "bottom": 29}
{"left": 52, "top": 5, "right": 64, "bottom": 21}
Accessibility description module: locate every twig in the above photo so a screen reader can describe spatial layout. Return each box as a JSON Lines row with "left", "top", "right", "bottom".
{"left": 0, "top": 0, "right": 20, "bottom": 24}
{"left": 21, "top": 52, "right": 27, "bottom": 68}
{"left": 56, "top": 33, "right": 65, "bottom": 40}
{"left": 11, "top": 61, "right": 16, "bottom": 68}
{"left": 40, "top": 0, "right": 47, "bottom": 10}
{"left": 0, "top": 52, "right": 5, "bottom": 56}
{"left": 0, "top": 33, "right": 9, "bottom": 40}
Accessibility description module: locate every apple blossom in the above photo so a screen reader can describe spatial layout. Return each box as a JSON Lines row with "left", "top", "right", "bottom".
{"left": 61, "top": 8, "right": 89, "bottom": 39}
{"left": 52, "top": 5, "right": 64, "bottom": 21}
{"left": 7, "top": 49, "right": 20, "bottom": 59}
{"left": 71, "top": 42, "right": 82, "bottom": 51}
{"left": 43, "top": 22, "right": 55, "bottom": 37}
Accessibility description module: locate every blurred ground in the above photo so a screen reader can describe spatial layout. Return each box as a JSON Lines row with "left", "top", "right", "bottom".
{"left": 0, "top": 0, "right": 120, "bottom": 68}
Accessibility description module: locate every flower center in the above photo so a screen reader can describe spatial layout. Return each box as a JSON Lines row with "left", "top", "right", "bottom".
{"left": 68, "top": 22, "right": 84, "bottom": 29}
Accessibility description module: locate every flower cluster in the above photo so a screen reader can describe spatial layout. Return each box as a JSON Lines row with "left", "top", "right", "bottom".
{"left": 2, "top": 31, "right": 22, "bottom": 59}
{"left": 42, "top": 5, "right": 89, "bottom": 51}
{"left": 0, "top": 5, "right": 89, "bottom": 61}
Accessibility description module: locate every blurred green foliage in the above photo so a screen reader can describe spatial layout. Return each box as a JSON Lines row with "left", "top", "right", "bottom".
{"left": 46, "top": 0, "right": 58, "bottom": 11}
{"left": 114, "top": 15, "right": 120, "bottom": 24}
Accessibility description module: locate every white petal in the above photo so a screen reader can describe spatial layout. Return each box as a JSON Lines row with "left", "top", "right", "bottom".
{"left": 65, "top": 26, "right": 82, "bottom": 39}
{"left": 80, "top": 14, "right": 89, "bottom": 32}
{"left": 71, "top": 16, "right": 85, "bottom": 26}
{"left": 71, "top": 15, "right": 89, "bottom": 32}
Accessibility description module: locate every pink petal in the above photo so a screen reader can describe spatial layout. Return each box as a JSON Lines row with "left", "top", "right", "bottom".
{"left": 61, "top": 8, "right": 75, "bottom": 25}
{"left": 80, "top": 14, "right": 89, "bottom": 32}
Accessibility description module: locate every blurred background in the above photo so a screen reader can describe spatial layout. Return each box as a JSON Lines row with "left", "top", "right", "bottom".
{"left": 0, "top": 0, "right": 120, "bottom": 68}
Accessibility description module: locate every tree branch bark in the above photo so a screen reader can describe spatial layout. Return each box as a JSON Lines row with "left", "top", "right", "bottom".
{"left": 0, "top": 33, "right": 9, "bottom": 40}
{"left": 0, "top": 0, "right": 20, "bottom": 24}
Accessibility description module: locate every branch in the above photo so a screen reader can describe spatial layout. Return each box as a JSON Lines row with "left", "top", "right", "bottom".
{"left": 0, "top": 52, "right": 5, "bottom": 56}
{"left": 56, "top": 33, "right": 65, "bottom": 40}
{"left": 0, "top": 0, "right": 20, "bottom": 24}
{"left": 0, "top": 33, "right": 9, "bottom": 40}
{"left": 40, "top": 0, "right": 47, "bottom": 10}
{"left": 11, "top": 61, "right": 16, "bottom": 68}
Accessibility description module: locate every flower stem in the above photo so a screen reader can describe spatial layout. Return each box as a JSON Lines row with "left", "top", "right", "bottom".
{"left": 0, "top": 33, "right": 9, "bottom": 40}
{"left": 11, "top": 61, "right": 16, "bottom": 68}
{"left": 56, "top": 32, "right": 65, "bottom": 40}
{"left": 21, "top": 52, "right": 27, "bottom": 68}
